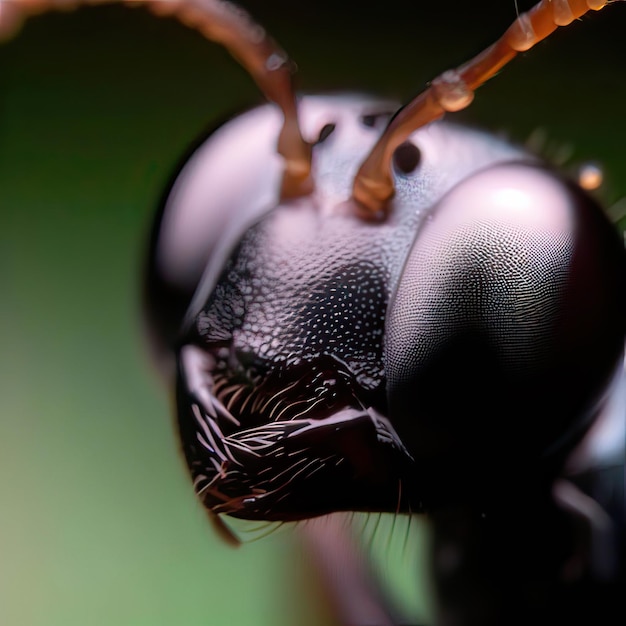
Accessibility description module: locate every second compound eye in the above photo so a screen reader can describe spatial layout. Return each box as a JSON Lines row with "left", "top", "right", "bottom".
{"left": 393, "top": 141, "right": 421, "bottom": 175}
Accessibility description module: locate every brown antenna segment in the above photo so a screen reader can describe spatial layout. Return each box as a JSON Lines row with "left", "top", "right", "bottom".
{"left": 352, "top": 0, "right": 616, "bottom": 216}
{"left": 0, "top": 0, "right": 312, "bottom": 199}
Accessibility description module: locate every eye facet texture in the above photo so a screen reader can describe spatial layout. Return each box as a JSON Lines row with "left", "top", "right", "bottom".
{"left": 386, "top": 163, "right": 626, "bottom": 505}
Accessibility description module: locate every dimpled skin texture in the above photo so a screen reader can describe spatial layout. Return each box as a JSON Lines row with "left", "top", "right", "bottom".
{"left": 197, "top": 206, "right": 390, "bottom": 391}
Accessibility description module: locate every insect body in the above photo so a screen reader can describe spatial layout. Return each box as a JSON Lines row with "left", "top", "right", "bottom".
{"left": 144, "top": 2, "right": 626, "bottom": 623}
{"left": 157, "top": 97, "right": 624, "bottom": 524}
{"left": 170, "top": 98, "right": 539, "bottom": 519}
{"left": 3, "top": 1, "right": 625, "bottom": 624}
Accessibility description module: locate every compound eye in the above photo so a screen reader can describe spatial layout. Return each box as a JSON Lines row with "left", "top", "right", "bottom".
{"left": 385, "top": 163, "right": 626, "bottom": 505}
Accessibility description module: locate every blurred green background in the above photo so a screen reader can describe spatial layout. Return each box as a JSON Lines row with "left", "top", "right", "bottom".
{"left": 1, "top": 1, "right": 625, "bottom": 625}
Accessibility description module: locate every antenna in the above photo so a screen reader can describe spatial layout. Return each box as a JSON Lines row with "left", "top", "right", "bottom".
{"left": 0, "top": 0, "right": 312, "bottom": 199}
{"left": 352, "top": 0, "right": 616, "bottom": 217}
